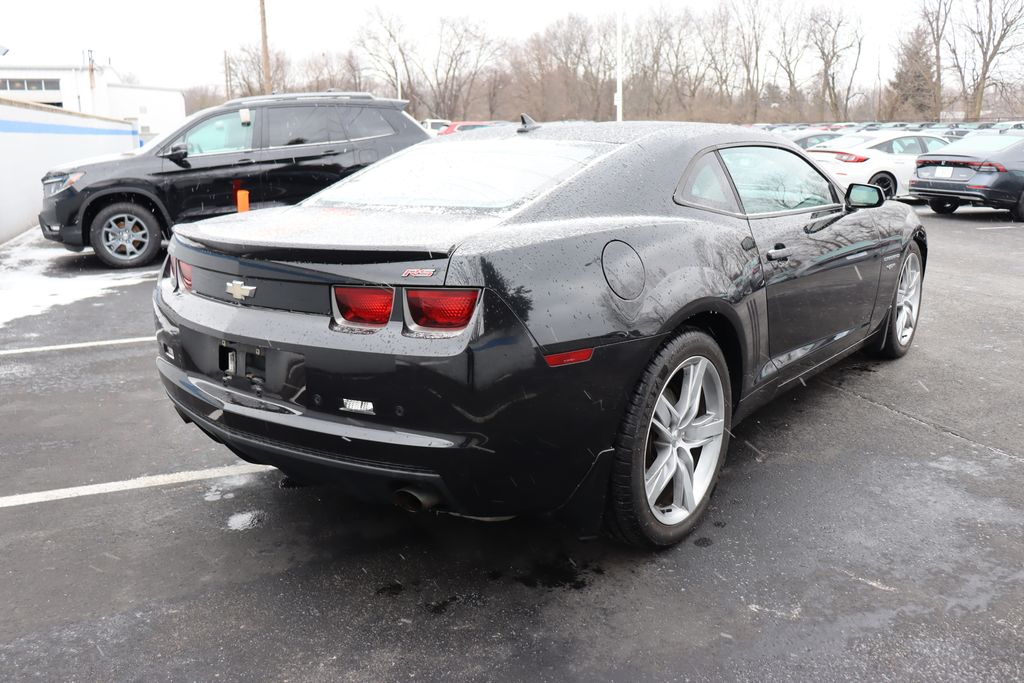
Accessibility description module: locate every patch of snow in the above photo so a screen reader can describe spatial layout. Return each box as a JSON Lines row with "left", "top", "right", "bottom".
{"left": 0, "top": 229, "right": 158, "bottom": 329}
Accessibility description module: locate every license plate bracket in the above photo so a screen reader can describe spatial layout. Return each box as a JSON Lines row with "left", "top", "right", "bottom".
{"left": 935, "top": 166, "right": 953, "bottom": 179}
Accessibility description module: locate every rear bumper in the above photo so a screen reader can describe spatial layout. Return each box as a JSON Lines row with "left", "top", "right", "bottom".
{"left": 153, "top": 280, "right": 657, "bottom": 518}
{"left": 909, "top": 178, "right": 1019, "bottom": 207}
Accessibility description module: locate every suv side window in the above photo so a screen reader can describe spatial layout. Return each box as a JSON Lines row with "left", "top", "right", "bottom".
{"left": 675, "top": 152, "right": 740, "bottom": 213}
{"left": 174, "top": 111, "right": 254, "bottom": 156}
{"left": 267, "top": 106, "right": 331, "bottom": 147}
{"left": 719, "top": 146, "right": 835, "bottom": 214}
{"left": 336, "top": 106, "right": 395, "bottom": 140}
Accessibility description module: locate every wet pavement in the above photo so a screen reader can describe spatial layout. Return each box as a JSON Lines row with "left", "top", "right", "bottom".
{"left": 1, "top": 209, "right": 1022, "bottom": 682}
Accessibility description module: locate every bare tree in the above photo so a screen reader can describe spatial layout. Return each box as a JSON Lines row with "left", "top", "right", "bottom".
{"left": 732, "top": 0, "right": 769, "bottom": 121}
{"left": 808, "top": 7, "right": 864, "bottom": 120}
{"left": 702, "top": 6, "right": 739, "bottom": 106}
{"left": 182, "top": 85, "right": 224, "bottom": 114}
{"left": 358, "top": 9, "right": 419, "bottom": 110}
{"left": 947, "top": 0, "right": 1024, "bottom": 120}
{"left": 920, "top": 0, "right": 954, "bottom": 118}
{"left": 227, "top": 44, "right": 291, "bottom": 96}
{"left": 770, "top": 3, "right": 809, "bottom": 119}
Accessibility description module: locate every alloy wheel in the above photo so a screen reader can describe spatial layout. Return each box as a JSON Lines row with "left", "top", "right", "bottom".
{"left": 644, "top": 356, "right": 726, "bottom": 526}
{"left": 895, "top": 251, "right": 922, "bottom": 346}
{"left": 101, "top": 214, "right": 150, "bottom": 261}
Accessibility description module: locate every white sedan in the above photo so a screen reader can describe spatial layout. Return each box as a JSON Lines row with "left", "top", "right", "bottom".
{"left": 806, "top": 131, "right": 949, "bottom": 198}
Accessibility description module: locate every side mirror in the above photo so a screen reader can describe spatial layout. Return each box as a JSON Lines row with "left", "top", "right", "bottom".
{"left": 846, "top": 183, "right": 885, "bottom": 209}
{"left": 159, "top": 143, "right": 188, "bottom": 163}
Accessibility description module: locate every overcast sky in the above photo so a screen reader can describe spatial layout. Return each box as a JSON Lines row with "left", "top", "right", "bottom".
{"left": 3, "top": 0, "right": 917, "bottom": 91}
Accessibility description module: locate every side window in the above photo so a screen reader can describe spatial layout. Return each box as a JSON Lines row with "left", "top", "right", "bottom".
{"left": 336, "top": 106, "right": 396, "bottom": 140}
{"left": 174, "top": 111, "right": 254, "bottom": 155}
{"left": 718, "top": 146, "right": 835, "bottom": 214}
{"left": 675, "top": 152, "right": 740, "bottom": 213}
{"left": 267, "top": 106, "right": 331, "bottom": 147}
{"left": 921, "top": 136, "right": 948, "bottom": 152}
{"left": 883, "top": 136, "right": 924, "bottom": 155}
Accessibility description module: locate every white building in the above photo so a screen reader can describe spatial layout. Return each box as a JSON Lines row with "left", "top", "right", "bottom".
{"left": 0, "top": 64, "right": 184, "bottom": 140}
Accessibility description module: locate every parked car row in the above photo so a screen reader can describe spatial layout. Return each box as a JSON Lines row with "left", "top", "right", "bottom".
{"left": 781, "top": 123, "right": 1024, "bottom": 218}
{"left": 764, "top": 119, "right": 1024, "bottom": 142}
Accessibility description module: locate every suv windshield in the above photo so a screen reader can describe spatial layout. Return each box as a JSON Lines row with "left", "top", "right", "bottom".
{"left": 310, "top": 138, "right": 608, "bottom": 209}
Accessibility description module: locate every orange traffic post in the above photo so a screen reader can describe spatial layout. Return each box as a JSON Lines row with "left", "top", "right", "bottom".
{"left": 236, "top": 189, "right": 250, "bottom": 212}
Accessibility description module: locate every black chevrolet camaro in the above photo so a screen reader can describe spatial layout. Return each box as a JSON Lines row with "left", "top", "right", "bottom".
{"left": 154, "top": 121, "right": 927, "bottom": 547}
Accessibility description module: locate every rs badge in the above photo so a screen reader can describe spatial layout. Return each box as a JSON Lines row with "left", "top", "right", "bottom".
{"left": 402, "top": 268, "right": 435, "bottom": 278}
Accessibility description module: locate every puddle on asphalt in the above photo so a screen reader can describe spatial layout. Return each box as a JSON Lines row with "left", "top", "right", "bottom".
{"left": 226, "top": 510, "right": 266, "bottom": 531}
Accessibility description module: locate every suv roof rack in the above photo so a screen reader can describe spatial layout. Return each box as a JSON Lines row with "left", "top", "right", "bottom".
{"left": 223, "top": 91, "right": 382, "bottom": 106}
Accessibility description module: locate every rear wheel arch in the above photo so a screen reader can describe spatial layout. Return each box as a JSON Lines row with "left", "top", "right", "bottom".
{"left": 79, "top": 189, "right": 171, "bottom": 244}
{"left": 662, "top": 304, "right": 745, "bottom": 413}
{"left": 912, "top": 227, "right": 928, "bottom": 272}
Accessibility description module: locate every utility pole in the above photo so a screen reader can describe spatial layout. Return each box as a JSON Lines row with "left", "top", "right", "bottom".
{"left": 224, "top": 51, "right": 232, "bottom": 99}
{"left": 615, "top": 12, "right": 623, "bottom": 122}
{"left": 259, "top": 0, "right": 272, "bottom": 95}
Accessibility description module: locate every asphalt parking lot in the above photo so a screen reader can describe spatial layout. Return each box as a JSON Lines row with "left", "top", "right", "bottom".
{"left": 1, "top": 208, "right": 1023, "bottom": 682}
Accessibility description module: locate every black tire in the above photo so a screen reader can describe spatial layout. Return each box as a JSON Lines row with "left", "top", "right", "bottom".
{"left": 928, "top": 198, "right": 959, "bottom": 214}
{"left": 868, "top": 172, "right": 897, "bottom": 199}
{"left": 88, "top": 202, "right": 163, "bottom": 268}
{"left": 868, "top": 241, "right": 924, "bottom": 360}
{"left": 1010, "top": 194, "right": 1024, "bottom": 222}
{"left": 606, "top": 329, "right": 732, "bottom": 548}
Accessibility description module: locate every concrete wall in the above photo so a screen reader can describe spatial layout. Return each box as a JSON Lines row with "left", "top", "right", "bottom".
{"left": 0, "top": 97, "right": 139, "bottom": 244}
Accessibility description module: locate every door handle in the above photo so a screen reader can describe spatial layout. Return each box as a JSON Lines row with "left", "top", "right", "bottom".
{"left": 238, "top": 158, "right": 255, "bottom": 165}
{"left": 766, "top": 245, "right": 792, "bottom": 261}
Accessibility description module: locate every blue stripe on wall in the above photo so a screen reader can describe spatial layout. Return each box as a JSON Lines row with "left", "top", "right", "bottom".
{"left": 0, "top": 119, "right": 137, "bottom": 136}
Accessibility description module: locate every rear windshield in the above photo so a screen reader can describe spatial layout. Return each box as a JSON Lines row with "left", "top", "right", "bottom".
{"left": 309, "top": 138, "right": 608, "bottom": 209}
{"left": 938, "top": 135, "right": 1024, "bottom": 155}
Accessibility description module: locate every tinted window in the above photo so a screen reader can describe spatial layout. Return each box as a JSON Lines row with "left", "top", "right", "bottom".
{"left": 311, "top": 139, "right": 606, "bottom": 209}
{"left": 676, "top": 153, "right": 739, "bottom": 213}
{"left": 336, "top": 107, "right": 395, "bottom": 139}
{"left": 267, "top": 106, "right": 331, "bottom": 147}
{"left": 175, "top": 110, "right": 254, "bottom": 155}
{"left": 43, "top": 79, "right": 60, "bottom": 90}
{"left": 921, "top": 136, "right": 948, "bottom": 152}
{"left": 874, "top": 136, "right": 924, "bottom": 155}
{"left": 719, "top": 146, "right": 834, "bottom": 214}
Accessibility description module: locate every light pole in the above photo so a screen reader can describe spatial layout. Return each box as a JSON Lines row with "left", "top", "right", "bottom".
{"left": 259, "top": 0, "right": 272, "bottom": 95}
{"left": 614, "top": 12, "right": 623, "bottom": 122}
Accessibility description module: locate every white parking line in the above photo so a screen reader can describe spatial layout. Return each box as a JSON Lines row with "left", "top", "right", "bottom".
{"left": 0, "top": 464, "right": 276, "bottom": 509}
{"left": 976, "top": 225, "right": 1023, "bottom": 231}
{"left": 0, "top": 336, "right": 155, "bottom": 357}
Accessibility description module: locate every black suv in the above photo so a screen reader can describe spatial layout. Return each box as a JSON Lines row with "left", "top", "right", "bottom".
{"left": 38, "top": 92, "right": 428, "bottom": 267}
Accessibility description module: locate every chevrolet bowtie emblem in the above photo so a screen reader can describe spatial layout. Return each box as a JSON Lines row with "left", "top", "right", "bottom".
{"left": 225, "top": 280, "right": 257, "bottom": 300}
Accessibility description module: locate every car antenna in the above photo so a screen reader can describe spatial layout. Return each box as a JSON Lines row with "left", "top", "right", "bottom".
{"left": 517, "top": 113, "right": 541, "bottom": 133}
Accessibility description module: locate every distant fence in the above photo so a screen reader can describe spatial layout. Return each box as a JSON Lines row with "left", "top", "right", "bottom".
{"left": 0, "top": 98, "right": 139, "bottom": 244}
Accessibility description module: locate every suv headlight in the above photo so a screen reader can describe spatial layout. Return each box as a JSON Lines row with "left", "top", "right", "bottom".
{"left": 43, "top": 172, "right": 85, "bottom": 196}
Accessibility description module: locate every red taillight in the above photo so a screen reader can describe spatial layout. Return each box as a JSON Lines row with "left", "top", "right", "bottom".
{"left": 835, "top": 152, "right": 868, "bottom": 162}
{"left": 544, "top": 348, "right": 594, "bottom": 367}
{"left": 406, "top": 289, "right": 479, "bottom": 329}
{"left": 178, "top": 261, "right": 193, "bottom": 291}
{"left": 968, "top": 161, "right": 1006, "bottom": 173}
{"left": 333, "top": 286, "right": 394, "bottom": 326}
